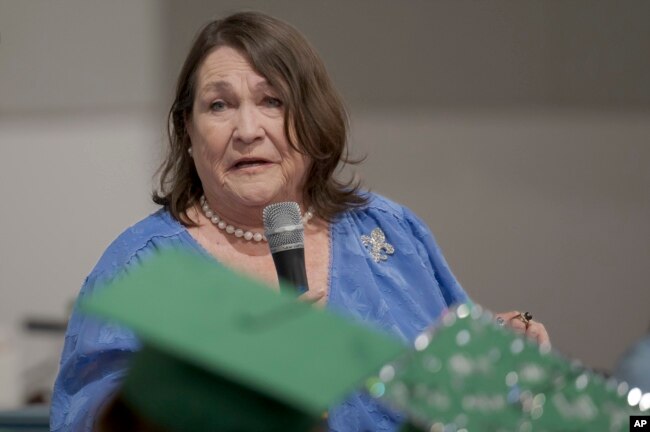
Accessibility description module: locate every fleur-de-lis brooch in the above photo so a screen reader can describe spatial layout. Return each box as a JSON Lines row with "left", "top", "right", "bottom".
{"left": 361, "top": 228, "right": 394, "bottom": 263}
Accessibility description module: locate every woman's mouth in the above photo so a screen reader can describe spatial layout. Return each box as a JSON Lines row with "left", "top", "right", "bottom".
{"left": 231, "top": 159, "right": 272, "bottom": 171}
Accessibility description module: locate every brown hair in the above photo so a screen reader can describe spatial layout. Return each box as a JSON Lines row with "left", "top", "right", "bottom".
{"left": 153, "top": 11, "right": 366, "bottom": 224}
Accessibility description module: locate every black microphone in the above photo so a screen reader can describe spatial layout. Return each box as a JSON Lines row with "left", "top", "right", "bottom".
{"left": 262, "top": 202, "right": 309, "bottom": 294}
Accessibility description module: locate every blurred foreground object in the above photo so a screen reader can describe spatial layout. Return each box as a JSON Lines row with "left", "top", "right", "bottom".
{"left": 82, "top": 249, "right": 406, "bottom": 431}
{"left": 369, "top": 304, "right": 644, "bottom": 432}
{"left": 81, "top": 249, "right": 643, "bottom": 431}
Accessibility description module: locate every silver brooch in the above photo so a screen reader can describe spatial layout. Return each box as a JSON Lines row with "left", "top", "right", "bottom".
{"left": 361, "top": 228, "right": 394, "bottom": 263}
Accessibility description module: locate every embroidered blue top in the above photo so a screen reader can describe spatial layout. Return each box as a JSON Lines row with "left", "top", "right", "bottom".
{"left": 51, "top": 193, "right": 468, "bottom": 432}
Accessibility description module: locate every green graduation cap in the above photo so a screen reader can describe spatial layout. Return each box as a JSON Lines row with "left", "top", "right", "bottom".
{"left": 81, "top": 248, "right": 407, "bottom": 432}
{"left": 369, "top": 304, "right": 643, "bottom": 432}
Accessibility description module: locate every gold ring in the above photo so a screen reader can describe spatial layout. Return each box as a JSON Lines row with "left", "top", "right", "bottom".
{"left": 514, "top": 311, "right": 533, "bottom": 327}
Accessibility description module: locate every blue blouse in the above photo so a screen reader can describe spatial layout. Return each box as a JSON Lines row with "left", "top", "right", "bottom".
{"left": 51, "top": 193, "right": 468, "bottom": 432}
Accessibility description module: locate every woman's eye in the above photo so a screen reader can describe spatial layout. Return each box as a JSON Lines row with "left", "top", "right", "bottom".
{"left": 210, "top": 101, "right": 227, "bottom": 111}
{"left": 263, "top": 97, "right": 283, "bottom": 108}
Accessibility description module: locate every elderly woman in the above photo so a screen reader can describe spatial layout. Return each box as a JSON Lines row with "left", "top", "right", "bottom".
{"left": 51, "top": 11, "right": 549, "bottom": 432}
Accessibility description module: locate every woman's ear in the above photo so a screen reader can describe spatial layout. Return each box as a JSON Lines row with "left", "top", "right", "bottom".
{"left": 184, "top": 113, "right": 195, "bottom": 157}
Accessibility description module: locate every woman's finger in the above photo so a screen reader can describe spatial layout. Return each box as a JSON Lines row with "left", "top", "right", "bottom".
{"left": 495, "top": 311, "right": 522, "bottom": 322}
{"left": 495, "top": 311, "right": 526, "bottom": 334}
{"left": 496, "top": 311, "right": 550, "bottom": 345}
{"left": 508, "top": 316, "right": 528, "bottom": 334}
{"left": 525, "top": 321, "right": 550, "bottom": 345}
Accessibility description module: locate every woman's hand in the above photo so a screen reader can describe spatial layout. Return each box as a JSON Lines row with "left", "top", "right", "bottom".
{"left": 495, "top": 311, "right": 550, "bottom": 345}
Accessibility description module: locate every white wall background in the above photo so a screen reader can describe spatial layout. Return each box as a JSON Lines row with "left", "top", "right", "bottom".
{"left": 0, "top": 0, "right": 164, "bottom": 405}
{"left": 0, "top": 0, "right": 648, "bottom": 407}
{"left": 350, "top": 108, "right": 650, "bottom": 370}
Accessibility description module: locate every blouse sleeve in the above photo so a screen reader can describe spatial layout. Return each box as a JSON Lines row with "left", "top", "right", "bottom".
{"left": 401, "top": 206, "right": 470, "bottom": 308}
{"left": 50, "top": 271, "right": 140, "bottom": 432}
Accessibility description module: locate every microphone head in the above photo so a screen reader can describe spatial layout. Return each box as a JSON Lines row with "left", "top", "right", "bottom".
{"left": 262, "top": 202, "right": 304, "bottom": 253}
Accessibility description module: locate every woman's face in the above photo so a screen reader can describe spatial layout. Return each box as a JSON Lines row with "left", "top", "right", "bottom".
{"left": 187, "top": 46, "right": 310, "bottom": 211}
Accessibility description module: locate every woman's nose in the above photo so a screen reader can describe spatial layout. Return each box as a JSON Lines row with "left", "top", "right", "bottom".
{"left": 233, "top": 104, "right": 264, "bottom": 144}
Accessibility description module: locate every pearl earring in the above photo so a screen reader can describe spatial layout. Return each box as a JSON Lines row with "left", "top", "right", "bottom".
{"left": 188, "top": 147, "right": 193, "bottom": 157}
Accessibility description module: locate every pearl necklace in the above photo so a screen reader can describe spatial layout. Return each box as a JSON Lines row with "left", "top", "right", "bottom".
{"left": 199, "top": 195, "right": 314, "bottom": 242}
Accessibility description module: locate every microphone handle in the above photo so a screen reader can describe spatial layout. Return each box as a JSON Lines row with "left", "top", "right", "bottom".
{"left": 271, "top": 248, "right": 309, "bottom": 294}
